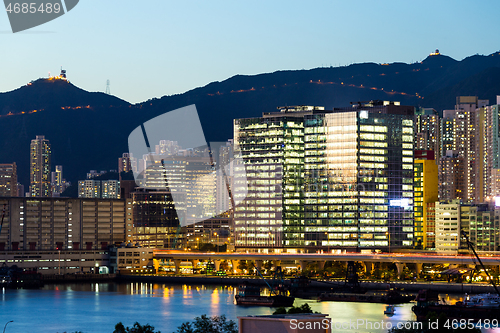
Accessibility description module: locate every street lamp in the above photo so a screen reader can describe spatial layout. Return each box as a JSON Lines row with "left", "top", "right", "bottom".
{"left": 214, "top": 232, "right": 218, "bottom": 252}
{"left": 3, "top": 320, "right": 13, "bottom": 333}
{"left": 324, "top": 232, "right": 329, "bottom": 254}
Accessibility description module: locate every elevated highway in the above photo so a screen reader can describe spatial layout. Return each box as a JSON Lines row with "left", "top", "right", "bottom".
{"left": 154, "top": 251, "right": 500, "bottom": 265}
{"left": 153, "top": 251, "right": 500, "bottom": 275}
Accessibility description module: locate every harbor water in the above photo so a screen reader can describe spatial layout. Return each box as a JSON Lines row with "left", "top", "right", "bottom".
{"left": 0, "top": 282, "right": 499, "bottom": 333}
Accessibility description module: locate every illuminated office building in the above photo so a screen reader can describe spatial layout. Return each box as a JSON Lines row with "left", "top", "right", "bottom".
{"left": 0, "top": 163, "right": 17, "bottom": 197}
{"left": 469, "top": 206, "right": 500, "bottom": 252}
{"left": 185, "top": 216, "right": 233, "bottom": 251}
{"left": 414, "top": 152, "right": 438, "bottom": 249}
{"left": 131, "top": 188, "right": 183, "bottom": 249}
{"left": 435, "top": 200, "right": 461, "bottom": 254}
{"left": 30, "top": 135, "right": 51, "bottom": 197}
{"left": 234, "top": 106, "right": 315, "bottom": 250}
{"left": 234, "top": 102, "right": 415, "bottom": 252}
{"left": 303, "top": 102, "right": 414, "bottom": 251}
{"left": 435, "top": 200, "right": 499, "bottom": 254}
{"left": 143, "top": 156, "right": 215, "bottom": 224}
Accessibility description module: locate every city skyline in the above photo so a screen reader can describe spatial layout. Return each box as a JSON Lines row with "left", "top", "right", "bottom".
{"left": 4, "top": 2, "right": 500, "bottom": 331}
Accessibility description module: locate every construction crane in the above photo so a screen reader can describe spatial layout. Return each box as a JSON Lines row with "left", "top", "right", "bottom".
{"left": 461, "top": 230, "right": 500, "bottom": 297}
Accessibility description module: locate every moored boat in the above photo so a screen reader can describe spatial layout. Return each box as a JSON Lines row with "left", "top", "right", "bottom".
{"left": 412, "top": 289, "right": 500, "bottom": 321}
{"left": 235, "top": 283, "right": 295, "bottom": 307}
{"left": 384, "top": 305, "right": 395, "bottom": 315}
{"left": 463, "top": 293, "right": 500, "bottom": 308}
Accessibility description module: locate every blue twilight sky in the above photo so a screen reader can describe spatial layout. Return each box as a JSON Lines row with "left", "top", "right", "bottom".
{"left": 1, "top": 0, "right": 499, "bottom": 104}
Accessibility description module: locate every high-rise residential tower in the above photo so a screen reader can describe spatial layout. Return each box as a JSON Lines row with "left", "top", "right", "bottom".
{"left": 118, "top": 153, "right": 133, "bottom": 173}
{"left": 415, "top": 108, "right": 440, "bottom": 160}
{"left": 30, "top": 135, "right": 51, "bottom": 197}
{"left": 0, "top": 163, "right": 17, "bottom": 197}
{"left": 438, "top": 97, "right": 488, "bottom": 203}
{"left": 51, "top": 165, "right": 64, "bottom": 196}
{"left": 476, "top": 96, "right": 500, "bottom": 201}
{"left": 454, "top": 97, "right": 488, "bottom": 203}
{"left": 78, "top": 180, "right": 101, "bottom": 198}
{"left": 438, "top": 150, "right": 464, "bottom": 201}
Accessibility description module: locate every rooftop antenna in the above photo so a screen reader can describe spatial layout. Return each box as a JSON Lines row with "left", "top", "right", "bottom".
{"left": 105, "top": 80, "right": 110, "bottom": 94}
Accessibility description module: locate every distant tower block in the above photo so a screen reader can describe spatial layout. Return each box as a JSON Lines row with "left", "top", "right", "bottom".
{"left": 106, "top": 80, "right": 110, "bottom": 94}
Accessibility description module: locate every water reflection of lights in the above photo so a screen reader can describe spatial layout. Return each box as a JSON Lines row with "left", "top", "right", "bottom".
{"left": 163, "top": 287, "right": 172, "bottom": 298}
{"left": 211, "top": 288, "right": 220, "bottom": 304}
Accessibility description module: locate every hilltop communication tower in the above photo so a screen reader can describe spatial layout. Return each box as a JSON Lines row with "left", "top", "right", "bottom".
{"left": 106, "top": 80, "right": 110, "bottom": 94}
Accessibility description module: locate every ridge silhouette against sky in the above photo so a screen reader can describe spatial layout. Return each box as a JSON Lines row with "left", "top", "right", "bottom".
{"left": 3, "top": 50, "right": 500, "bottom": 190}
{"left": 1, "top": 0, "right": 499, "bottom": 104}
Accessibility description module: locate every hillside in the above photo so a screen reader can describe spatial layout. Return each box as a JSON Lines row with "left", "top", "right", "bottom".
{"left": 2, "top": 51, "right": 500, "bottom": 188}
{"left": 0, "top": 78, "right": 129, "bottom": 114}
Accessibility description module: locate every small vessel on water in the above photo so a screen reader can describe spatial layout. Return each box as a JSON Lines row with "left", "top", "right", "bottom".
{"left": 412, "top": 289, "right": 500, "bottom": 321}
{"left": 235, "top": 266, "right": 294, "bottom": 307}
{"left": 0, "top": 274, "right": 11, "bottom": 287}
{"left": 463, "top": 293, "right": 500, "bottom": 308}
{"left": 235, "top": 283, "right": 295, "bottom": 307}
{"left": 0, "top": 263, "right": 43, "bottom": 289}
{"left": 384, "top": 305, "right": 395, "bottom": 315}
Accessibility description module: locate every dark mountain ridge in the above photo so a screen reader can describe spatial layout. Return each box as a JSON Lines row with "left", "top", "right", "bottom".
{"left": 2, "top": 51, "right": 500, "bottom": 189}
{"left": 0, "top": 78, "right": 129, "bottom": 115}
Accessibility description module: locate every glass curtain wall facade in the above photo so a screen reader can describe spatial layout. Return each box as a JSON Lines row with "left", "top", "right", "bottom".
{"left": 132, "top": 189, "right": 183, "bottom": 249}
{"left": 304, "top": 112, "right": 358, "bottom": 248}
{"left": 303, "top": 108, "right": 414, "bottom": 251}
{"left": 234, "top": 114, "right": 305, "bottom": 249}
{"left": 234, "top": 104, "right": 414, "bottom": 252}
